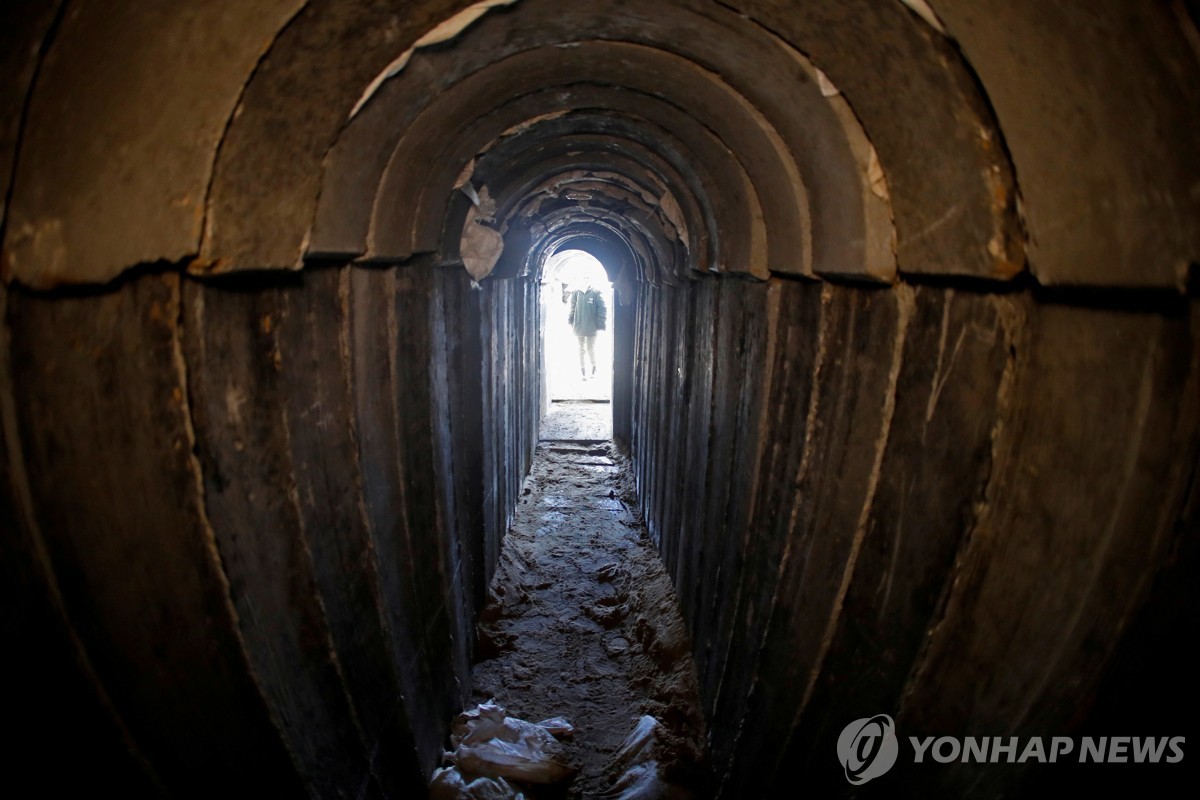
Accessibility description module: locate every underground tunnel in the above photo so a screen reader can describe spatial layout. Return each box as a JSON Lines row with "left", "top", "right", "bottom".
{"left": 1, "top": 1, "right": 1199, "bottom": 797}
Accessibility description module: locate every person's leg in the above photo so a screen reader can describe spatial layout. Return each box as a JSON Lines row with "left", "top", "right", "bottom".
{"left": 585, "top": 335, "right": 597, "bottom": 375}
{"left": 577, "top": 335, "right": 587, "bottom": 378}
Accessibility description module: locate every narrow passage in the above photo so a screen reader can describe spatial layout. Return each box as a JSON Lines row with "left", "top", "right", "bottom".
{"left": 470, "top": 402, "right": 710, "bottom": 797}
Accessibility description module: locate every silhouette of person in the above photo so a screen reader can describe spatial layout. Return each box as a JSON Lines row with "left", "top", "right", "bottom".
{"left": 567, "top": 282, "right": 607, "bottom": 379}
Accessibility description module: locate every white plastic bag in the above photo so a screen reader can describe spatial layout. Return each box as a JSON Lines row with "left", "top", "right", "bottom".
{"left": 444, "top": 702, "right": 578, "bottom": 786}
{"left": 610, "top": 715, "right": 659, "bottom": 769}
{"left": 452, "top": 701, "right": 510, "bottom": 748}
{"left": 430, "top": 767, "right": 527, "bottom": 800}
{"left": 430, "top": 766, "right": 467, "bottom": 799}
{"left": 600, "top": 716, "right": 694, "bottom": 800}
{"left": 536, "top": 717, "right": 576, "bottom": 738}
{"left": 602, "top": 761, "right": 669, "bottom": 800}
{"left": 453, "top": 720, "right": 575, "bottom": 784}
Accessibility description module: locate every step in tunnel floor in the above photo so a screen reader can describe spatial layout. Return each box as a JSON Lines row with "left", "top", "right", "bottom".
{"left": 470, "top": 408, "right": 709, "bottom": 797}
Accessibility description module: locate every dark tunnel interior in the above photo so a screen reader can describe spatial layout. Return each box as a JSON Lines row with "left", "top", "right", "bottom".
{"left": 2, "top": 1, "right": 1199, "bottom": 797}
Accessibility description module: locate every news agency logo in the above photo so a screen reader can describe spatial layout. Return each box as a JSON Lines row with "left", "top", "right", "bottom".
{"left": 837, "top": 713, "right": 1186, "bottom": 784}
{"left": 837, "top": 714, "right": 900, "bottom": 785}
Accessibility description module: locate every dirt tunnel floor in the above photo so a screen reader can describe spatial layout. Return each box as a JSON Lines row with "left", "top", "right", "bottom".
{"left": 470, "top": 403, "right": 710, "bottom": 798}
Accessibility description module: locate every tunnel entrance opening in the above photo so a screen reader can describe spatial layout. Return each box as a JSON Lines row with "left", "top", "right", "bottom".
{"left": 539, "top": 249, "right": 615, "bottom": 443}
{"left": 541, "top": 250, "right": 614, "bottom": 404}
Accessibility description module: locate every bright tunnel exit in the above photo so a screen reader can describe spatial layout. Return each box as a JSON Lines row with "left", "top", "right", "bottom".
{"left": 542, "top": 250, "right": 615, "bottom": 403}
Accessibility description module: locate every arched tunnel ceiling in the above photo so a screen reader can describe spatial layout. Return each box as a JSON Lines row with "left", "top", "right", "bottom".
{"left": 1, "top": 0, "right": 1198, "bottom": 289}
{"left": 932, "top": 0, "right": 1200, "bottom": 286}
{"left": 495, "top": 172, "right": 687, "bottom": 283}
{"left": 1, "top": 0, "right": 307, "bottom": 287}
{"left": 302, "top": 15, "right": 886, "bottom": 282}
{"left": 357, "top": 94, "right": 748, "bottom": 276}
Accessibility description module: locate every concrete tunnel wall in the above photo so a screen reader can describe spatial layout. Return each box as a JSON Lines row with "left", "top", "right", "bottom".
{"left": 1, "top": 1, "right": 1198, "bottom": 797}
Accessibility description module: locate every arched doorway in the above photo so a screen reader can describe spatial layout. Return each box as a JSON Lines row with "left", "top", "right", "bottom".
{"left": 542, "top": 249, "right": 614, "bottom": 401}
{"left": 539, "top": 250, "right": 615, "bottom": 441}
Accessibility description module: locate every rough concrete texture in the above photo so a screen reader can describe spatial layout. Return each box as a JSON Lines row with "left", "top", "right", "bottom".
{"left": 632, "top": 275, "right": 1198, "bottom": 796}
{"left": 7, "top": 0, "right": 1025, "bottom": 284}
{"left": 0, "top": 263, "right": 167, "bottom": 796}
{"left": 471, "top": 429, "right": 708, "bottom": 798}
{"left": 201, "top": 0, "right": 473, "bottom": 271}
{"left": 0, "top": 1, "right": 61, "bottom": 233}
{"left": 183, "top": 270, "right": 413, "bottom": 796}
{"left": 3, "top": 0, "right": 304, "bottom": 287}
{"left": 6, "top": 274, "right": 304, "bottom": 797}
{"left": 6, "top": 1, "right": 1196, "bottom": 287}
{"left": 932, "top": 0, "right": 1200, "bottom": 287}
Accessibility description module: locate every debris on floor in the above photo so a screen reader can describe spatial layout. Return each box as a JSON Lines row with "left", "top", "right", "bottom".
{"left": 465, "top": 407, "right": 710, "bottom": 798}
{"left": 431, "top": 701, "right": 579, "bottom": 798}
{"left": 598, "top": 715, "right": 696, "bottom": 800}
{"left": 429, "top": 769, "right": 525, "bottom": 800}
